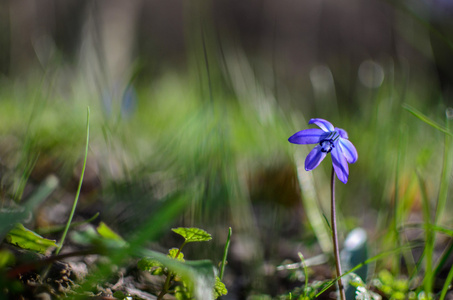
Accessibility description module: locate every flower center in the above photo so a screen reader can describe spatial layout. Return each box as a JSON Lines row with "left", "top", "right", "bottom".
{"left": 320, "top": 139, "right": 334, "bottom": 153}
{"left": 320, "top": 131, "right": 339, "bottom": 153}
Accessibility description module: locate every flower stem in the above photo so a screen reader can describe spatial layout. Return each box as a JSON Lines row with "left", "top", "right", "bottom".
{"left": 55, "top": 107, "right": 90, "bottom": 255}
{"left": 157, "top": 272, "right": 174, "bottom": 300}
{"left": 157, "top": 241, "right": 187, "bottom": 300}
{"left": 219, "top": 227, "right": 232, "bottom": 280}
{"left": 331, "top": 167, "right": 346, "bottom": 300}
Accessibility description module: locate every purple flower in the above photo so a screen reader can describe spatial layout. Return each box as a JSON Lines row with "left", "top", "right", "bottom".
{"left": 288, "top": 118, "right": 358, "bottom": 184}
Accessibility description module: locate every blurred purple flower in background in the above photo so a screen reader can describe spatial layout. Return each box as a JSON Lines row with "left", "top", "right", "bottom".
{"left": 289, "top": 118, "right": 358, "bottom": 184}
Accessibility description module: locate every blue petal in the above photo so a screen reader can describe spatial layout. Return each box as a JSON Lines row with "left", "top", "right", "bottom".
{"left": 308, "top": 118, "right": 335, "bottom": 132}
{"left": 339, "top": 138, "right": 358, "bottom": 164}
{"left": 305, "top": 145, "right": 327, "bottom": 171}
{"left": 288, "top": 129, "right": 328, "bottom": 144}
{"left": 331, "top": 144, "right": 349, "bottom": 184}
{"left": 336, "top": 128, "right": 348, "bottom": 139}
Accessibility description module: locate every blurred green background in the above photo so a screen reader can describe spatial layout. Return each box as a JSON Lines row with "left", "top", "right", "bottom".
{"left": 0, "top": 0, "right": 453, "bottom": 297}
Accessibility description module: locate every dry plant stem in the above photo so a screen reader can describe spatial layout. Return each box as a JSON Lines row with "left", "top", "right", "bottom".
{"left": 331, "top": 167, "right": 346, "bottom": 300}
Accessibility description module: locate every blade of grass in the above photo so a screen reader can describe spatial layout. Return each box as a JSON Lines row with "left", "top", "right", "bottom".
{"left": 298, "top": 252, "right": 309, "bottom": 298}
{"left": 400, "top": 223, "right": 453, "bottom": 239}
{"left": 402, "top": 103, "right": 452, "bottom": 136}
{"left": 435, "top": 109, "right": 452, "bottom": 224}
{"left": 439, "top": 263, "right": 453, "bottom": 300}
{"left": 315, "top": 243, "right": 424, "bottom": 297}
{"left": 387, "top": 0, "right": 453, "bottom": 53}
{"left": 13, "top": 153, "right": 39, "bottom": 203}
{"left": 71, "top": 192, "right": 191, "bottom": 299}
{"left": 403, "top": 223, "right": 453, "bottom": 298}
{"left": 55, "top": 107, "right": 90, "bottom": 255}
{"left": 434, "top": 240, "right": 453, "bottom": 279}
{"left": 294, "top": 153, "right": 332, "bottom": 254}
{"left": 201, "top": 24, "right": 213, "bottom": 104}
{"left": 416, "top": 170, "right": 434, "bottom": 296}
{"left": 219, "top": 227, "right": 232, "bottom": 280}
{"left": 400, "top": 223, "right": 453, "bottom": 286}
{"left": 433, "top": 109, "right": 453, "bottom": 286}
{"left": 0, "top": 175, "right": 59, "bottom": 239}
{"left": 36, "top": 212, "right": 99, "bottom": 235}
{"left": 392, "top": 123, "right": 406, "bottom": 275}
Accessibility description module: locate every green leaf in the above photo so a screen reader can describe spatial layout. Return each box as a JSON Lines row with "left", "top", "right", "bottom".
{"left": 168, "top": 248, "right": 185, "bottom": 262}
{"left": 137, "top": 257, "right": 163, "bottom": 271}
{"left": 316, "top": 243, "right": 422, "bottom": 297}
{"left": 136, "top": 247, "right": 216, "bottom": 300}
{"left": 0, "top": 249, "right": 15, "bottom": 268}
{"left": 175, "top": 283, "right": 192, "bottom": 300}
{"left": 214, "top": 276, "right": 228, "bottom": 299}
{"left": 112, "top": 290, "right": 127, "bottom": 299}
{"left": 0, "top": 175, "right": 59, "bottom": 240}
{"left": 138, "top": 248, "right": 186, "bottom": 272}
{"left": 172, "top": 227, "right": 212, "bottom": 243}
{"left": 71, "top": 192, "right": 191, "bottom": 297}
{"left": 97, "top": 222, "right": 125, "bottom": 242}
{"left": 5, "top": 223, "right": 57, "bottom": 254}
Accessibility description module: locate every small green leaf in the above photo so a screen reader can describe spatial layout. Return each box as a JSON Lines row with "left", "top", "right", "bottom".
{"left": 0, "top": 175, "right": 59, "bottom": 240}
{"left": 136, "top": 247, "right": 216, "bottom": 300}
{"left": 97, "top": 222, "right": 125, "bottom": 241}
{"left": 112, "top": 290, "right": 127, "bottom": 299}
{"left": 139, "top": 249, "right": 186, "bottom": 273}
{"left": 168, "top": 248, "right": 185, "bottom": 262}
{"left": 137, "top": 257, "right": 163, "bottom": 271}
{"left": 0, "top": 249, "right": 15, "bottom": 268}
{"left": 172, "top": 227, "right": 212, "bottom": 243}
{"left": 5, "top": 223, "right": 57, "bottom": 254}
{"left": 214, "top": 276, "right": 228, "bottom": 299}
{"left": 175, "top": 283, "right": 192, "bottom": 300}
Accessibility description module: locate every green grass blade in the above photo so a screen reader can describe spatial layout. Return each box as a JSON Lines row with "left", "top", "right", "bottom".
{"left": 22, "top": 175, "right": 59, "bottom": 211}
{"left": 0, "top": 175, "right": 59, "bottom": 239}
{"left": 435, "top": 111, "right": 452, "bottom": 224}
{"left": 433, "top": 110, "right": 453, "bottom": 287}
{"left": 434, "top": 241, "right": 453, "bottom": 280}
{"left": 416, "top": 171, "right": 434, "bottom": 296}
{"left": 439, "top": 261, "right": 453, "bottom": 300}
{"left": 402, "top": 103, "right": 452, "bottom": 136}
{"left": 316, "top": 243, "right": 423, "bottom": 297}
{"left": 294, "top": 153, "right": 332, "bottom": 254}
{"left": 391, "top": 123, "right": 406, "bottom": 275}
{"left": 36, "top": 212, "right": 99, "bottom": 235}
{"left": 13, "top": 154, "right": 38, "bottom": 203}
{"left": 298, "top": 252, "right": 309, "bottom": 297}
{"left": 70, "top": 192, "right": 191, "bottom": 299}
{"left": 400, "top": 223, "right": 453, "bottom": 239}
{"left": 219, "top": 227, "right": 232, "bottom": 280}
{"left": 55, "top": 107, "right": 90, "bottom": 255}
